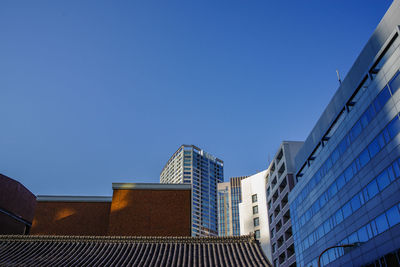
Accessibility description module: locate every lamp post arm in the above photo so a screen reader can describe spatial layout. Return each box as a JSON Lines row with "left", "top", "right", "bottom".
{"left": 317, "top": 244, "right": 356, "bottom": 267}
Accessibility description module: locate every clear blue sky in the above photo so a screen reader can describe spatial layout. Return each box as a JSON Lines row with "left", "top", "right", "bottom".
{"left": 0, "top": 0, "right": 393, "bottom": 196}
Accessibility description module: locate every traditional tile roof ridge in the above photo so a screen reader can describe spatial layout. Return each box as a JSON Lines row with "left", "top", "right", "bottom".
{"left": 0, "top": 234, "right": 255, "bottom": 243}
{"left": 0, "top": 233, "right": 272, "bottom": 266}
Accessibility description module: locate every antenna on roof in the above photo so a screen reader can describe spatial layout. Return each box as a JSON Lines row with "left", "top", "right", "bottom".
{"left": 336, "top": 69, "right": 342, "bottom": 85}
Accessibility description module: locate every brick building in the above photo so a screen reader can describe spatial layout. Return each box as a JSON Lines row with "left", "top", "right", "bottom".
{"left": 31, "top": 183, "right": 191, "bottom": 237}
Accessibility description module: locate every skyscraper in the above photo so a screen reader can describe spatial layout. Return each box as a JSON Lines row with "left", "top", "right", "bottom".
{"left": 160, "top": 145, "right": 224, "bottom": 236}
{"left": 289, "top": 2, "right": 400, "bottom": 266}
{"left": 217, "top": 176, "right": 248, "bottom": 236}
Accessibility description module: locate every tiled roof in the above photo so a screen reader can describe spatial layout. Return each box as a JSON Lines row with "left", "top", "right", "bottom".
{"left": 0, "top": 234, "right": 271, "bottom": 266}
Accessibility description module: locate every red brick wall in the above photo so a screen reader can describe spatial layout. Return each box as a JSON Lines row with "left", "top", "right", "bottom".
{"left": 31, "top": 201, "right": 111, "bottom": 236}
{"left": 108, "top": 189, "right": 191, "bottom": 236}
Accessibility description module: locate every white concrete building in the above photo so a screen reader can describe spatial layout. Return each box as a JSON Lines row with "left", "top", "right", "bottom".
{"left": 239, "top": 170, "right": 272, "bottom": 263}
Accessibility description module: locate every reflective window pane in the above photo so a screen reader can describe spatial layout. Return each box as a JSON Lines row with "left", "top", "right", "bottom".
{"left": 342, "top": 202, "right": 352, "bottom": 219}
{"left": 358, "top": 149, "right": 370, "bottom": 169}
{"left": 386, "top": 206, "right": 400, "bottom": 227}
{"left": 337, "top": 175, "right": 345, "bottom": 190}
{"left": 368, "top": 138, "right": 381, "bottom": 158}
{"left": 387, "top": 117, "right": 400, "bottom": 139}
{"left": 366, "top": 180, "right": 379, "bottom": 199}
{"left": 375, "top": 213, "right": 389, "bottom": 234}
{"left": 377, "top": 86, "right": 391, "bottom": 107}
{"left": 389, "top": 71, "right": 400, "bottom": 94}
{"left": 350, "top": 194, "right": 361, "bottom": 212}
{"left": 376, "top": 170, "right": 390, "bottom": 191}
{"left": 357, "top": 226, "right": 369, "bottom": 242}
{"left": 335, "top": 209, "right": 344, "bottom": 225}
{"left": 348, "top": 232, "right": 358, "bottom": 243}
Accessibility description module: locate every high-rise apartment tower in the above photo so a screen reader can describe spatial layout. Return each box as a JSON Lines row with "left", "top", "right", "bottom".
{"left": 160, "top": 145, "right": 224, "bottom": 236}
{"left": 265, "top": 141, "right": 303, "bottom": 267}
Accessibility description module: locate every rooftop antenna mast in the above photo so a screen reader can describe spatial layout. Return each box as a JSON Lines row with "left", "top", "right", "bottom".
{"left": 336, "top": 69, "right": 342, "bottom": 85}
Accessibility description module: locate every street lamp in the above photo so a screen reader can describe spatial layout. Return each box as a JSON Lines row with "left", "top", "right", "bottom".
{"left": 318, "top": 242, "right": 362, "bottom": 267}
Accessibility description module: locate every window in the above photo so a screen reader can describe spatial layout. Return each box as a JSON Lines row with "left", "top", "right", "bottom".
{"left": 386, "top": 206, "right": 400, "bottom": 227}
{"left": 389, "top": 71, "right": 400, "bottom": 94}
{"left": 377, "top": 170, "right": 390, "bottom": 191}
{"left": 368, "top": 138, "right": 381, "bottom": 158}
{"left": 253, "top": 205, "right": 258, "bottom": 214}
{"left": 358, "top": 149, "right": 370, "bottom": 169}
{"left": 366, "top": 180, "right": 379, "bottom": 200}
{"left": 254, "top": 217, "right": 260, "bottom": 227}
{"left": 336, "top": 174, "right": 345, "bottom": 190}
{"left": 255, "top": 230, "right": 260, "bottom": 239}
{"left": 252, "top": 194, "right": 257, "bottom": 203}
{"left": 357, "top": 226, "right": 369, "bottom": 242}
{"left": 335, "top": 209, "right": 344, "bottom": 225}
{"left": 342, "top": 202, "right": 352, "bottom": 219}
{"left": 350, "top": 194, "right": 361, "bottom": 212}
{"left": 375, "top": 213, "right": 389, "bottom": 234}
{"left": 387, "top": 117, "right": 400, "bottom": 139}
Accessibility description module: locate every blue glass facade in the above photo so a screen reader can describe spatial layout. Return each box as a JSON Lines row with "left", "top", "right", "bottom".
{"left": 289, "top": 3, "right": 400, "bottom": 266}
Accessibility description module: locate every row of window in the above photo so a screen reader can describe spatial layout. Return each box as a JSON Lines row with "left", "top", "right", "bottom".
{"left": 299, "top": 156, "right": 400, "bottom": 260}
{"left": 295, "top": 111, "right": 400, "bottom": 231}
{"left": 293, "top": 70, "right": 400, "bottom": 213}
{"left": 307, "top": 202, "right": 400, "bottom": 267}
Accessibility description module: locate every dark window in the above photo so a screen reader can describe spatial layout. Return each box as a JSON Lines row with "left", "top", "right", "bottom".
{"left": 252, "top": 194, "right": 257, "bottom": 203}
{"left": 253, "top": 217, "right": 259, "bottom": 227}
{"left": 255, "top": 230, "right": 260, "bottom": 239}
{"left": 253, "top": 205, "right": 258, "bottom": 214}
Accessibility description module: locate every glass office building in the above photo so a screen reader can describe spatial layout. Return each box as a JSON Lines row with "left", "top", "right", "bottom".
{"left": 160, "top": 145, "right": 223, "bottom": 236}
{"left": 217, "top": 176, "right": 247, "bottom": 236}
{"left": 289, "top": 2, "right": 400, "bottom": 266}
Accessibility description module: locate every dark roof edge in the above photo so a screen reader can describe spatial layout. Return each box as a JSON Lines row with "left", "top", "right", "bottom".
{"left": 0, "top": 234, "right": 255, "bottom": 244}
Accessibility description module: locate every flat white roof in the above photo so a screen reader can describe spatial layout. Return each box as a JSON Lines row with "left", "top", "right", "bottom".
{"left": 36, "top": 195, "right": 112, "bottom": 202}
{"left": 112, "top": 183, "right": 192, "bottom": 190}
